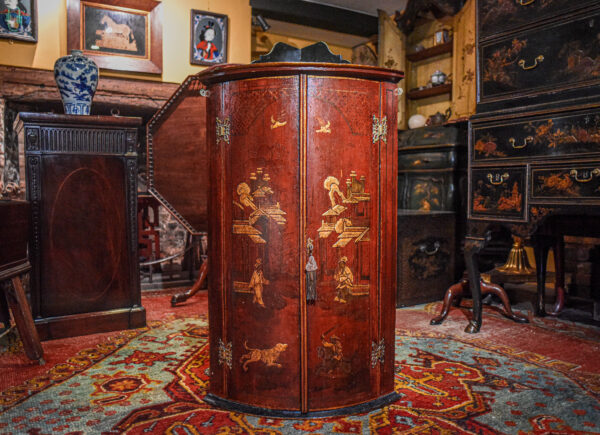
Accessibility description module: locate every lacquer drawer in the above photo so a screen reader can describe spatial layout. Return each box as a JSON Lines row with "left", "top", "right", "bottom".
{"left": 472, "top": 109, "right": 600, "bottom": 162}
{"left": 531, "top": 163, "right": 600, "bottom": 201}
{"left": 470, "top": 167, "right": 526, "bottom": 220}
{"left": 479, "top": 9, "right": 600, "bottom": 103}
{"left": 478, "top": 0, "right": 595, "bottom": 41}
{"left": 398, "top": 172, "right": 454, "bottom": 211}
{"left": 398, "top": 150, "right": 457, "bottom": 170}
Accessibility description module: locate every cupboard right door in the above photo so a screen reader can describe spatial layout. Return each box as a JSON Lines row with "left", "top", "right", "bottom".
{"left": 305, "top": 75, "right": 384, "bottom": 411}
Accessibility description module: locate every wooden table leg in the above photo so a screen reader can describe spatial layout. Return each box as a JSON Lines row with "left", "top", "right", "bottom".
{"left": 171, "top": 258, "right": 209, "bottom": 306}
{"left": 431, "top": 277, "right": 528, "bottom": 326}
{"left": 480, "top": 280, "right": 529, "bottom": 323}
{"left": 430, "top": 278, "right": 468, "bottom": 325}
{"left": 464, "top": 239, "right": 484, "bottom": 333}
{"left": 2, "top": 277, "right": 44, "bottom": 364}
{"left": 549, "top": 236, "right": 566, "bottom": 316}
{"left": 533, "top": 235, "right": 554, "bottom": 317}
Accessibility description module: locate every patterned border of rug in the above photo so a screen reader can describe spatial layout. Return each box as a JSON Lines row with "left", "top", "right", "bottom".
{"left": 1, "top": 308, "right": 599, "bottom": 434}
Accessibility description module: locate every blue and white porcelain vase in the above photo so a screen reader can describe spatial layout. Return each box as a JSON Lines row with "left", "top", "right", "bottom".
{"left": 54, "top": 50, "right": 99, "bottom": 115}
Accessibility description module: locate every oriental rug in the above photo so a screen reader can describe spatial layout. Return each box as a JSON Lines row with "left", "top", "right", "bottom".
{"left": 0, "top": 296, "right": 599, "bottom": 434}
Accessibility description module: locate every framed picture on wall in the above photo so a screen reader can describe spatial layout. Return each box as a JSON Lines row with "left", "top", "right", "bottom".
{"left": 0, "top": 0, "right": 37, "bottom": 42}
{"left": 66, "top": 0, "right": 162, "bottom": 74}
{"left": 190, "top": 10, "right": 228, "bottom": 66}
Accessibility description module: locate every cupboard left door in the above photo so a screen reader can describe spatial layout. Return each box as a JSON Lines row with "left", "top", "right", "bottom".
{"left": 208, "top": 76, "right": 303, "bottom": 411}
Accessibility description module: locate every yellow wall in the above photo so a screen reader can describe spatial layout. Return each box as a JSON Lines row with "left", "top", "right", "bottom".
{"left": 0, "top": 0, "right": 252, "bottom": 83}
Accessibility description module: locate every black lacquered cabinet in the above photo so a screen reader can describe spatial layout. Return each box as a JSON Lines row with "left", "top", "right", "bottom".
{"left": 396, "top": 125, "right": 467, "bottom": 306}
{"left": 460, "top": 2, "right": 600, "bottom": 332}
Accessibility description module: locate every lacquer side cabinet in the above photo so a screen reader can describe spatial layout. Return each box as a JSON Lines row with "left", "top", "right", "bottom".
{"left": 396, "top": 125, "right": 467, "bottom": 306}
{"left": 20, "top": 113, "right": 146, "bottom": 340}
{"left": 461, "top": 1, "right": 600, "bottom": 332}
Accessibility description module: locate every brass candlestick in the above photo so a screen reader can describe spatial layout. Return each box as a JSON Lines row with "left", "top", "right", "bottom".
{"left": 496, "top": 236, "right": 535, "bottom": 274}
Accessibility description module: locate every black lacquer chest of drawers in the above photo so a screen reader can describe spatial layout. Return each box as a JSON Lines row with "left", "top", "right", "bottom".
{"left": 461, "top": 1, "right": 600, "bottom": 332}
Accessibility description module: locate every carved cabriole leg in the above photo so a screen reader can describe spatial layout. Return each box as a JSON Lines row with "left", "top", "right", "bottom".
{"left": 549, "top": 236, "right": 566, "bottom": 316}
{"left": 479, "top": 280, "right": 529, "bottom": 323}
{"left": 430, "top": 278, "right": 469, "bottom": 325}
{"left": 533, "top": 235, "right": 554, "bottom": 317}
{"left": 171, "top": 258, "right": 209, "bottom": 306}
{"left": 464, "top": 237, "right": 486, "bottom": 333}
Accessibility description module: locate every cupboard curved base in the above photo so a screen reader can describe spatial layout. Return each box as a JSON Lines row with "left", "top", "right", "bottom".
{"left": 203, "top": 392, "right": 401, "bottom": 418}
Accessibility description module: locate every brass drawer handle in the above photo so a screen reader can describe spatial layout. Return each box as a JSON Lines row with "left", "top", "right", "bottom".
{"left": 509, "top": 136, "right": 533, "bottom": 149}
{"left": 487, "top": 172, "right": 509, "bottom": 185}
{"left": 518, "top": 55, "right": 544, "bottom": 70}
{"left": 516, "top": 0, "right": 535, "bottom": 5}
{"left": 419, "top": 241, "right": 440, "bottom": 256}
{"left": 569, "top": 168, "right": 600, "bottom": 183}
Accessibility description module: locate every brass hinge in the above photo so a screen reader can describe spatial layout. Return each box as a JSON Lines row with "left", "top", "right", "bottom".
{"left": 372, "top": 116, "right": 387, "bottom": 144}
{"left": 216, "top": 117, "right": 231, "bottom": 144}
{"left": 218, "top": 338, "right": 232, "bottom": 369}
{"left": 371, "top": 338, "right": 385, "bottom": 367}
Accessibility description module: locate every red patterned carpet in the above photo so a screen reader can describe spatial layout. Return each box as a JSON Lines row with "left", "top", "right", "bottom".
{"left": 1, "top": 291, "right": 599, "bottom": 434}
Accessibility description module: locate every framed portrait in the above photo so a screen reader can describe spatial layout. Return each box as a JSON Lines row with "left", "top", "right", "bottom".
{"left": 0, "top": 0, "right": 37, "bottom": 42}
{"left": 67, "top": 0, "right": 162, "bottom": 74}
{"left": 190, "top": 10, "right": 228, "bottom": 66}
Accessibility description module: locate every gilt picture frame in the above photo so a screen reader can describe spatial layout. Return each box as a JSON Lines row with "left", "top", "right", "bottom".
{"left": 190, "top": 9, "right": 228, "bottom": 66}
{"left": 67, "top": 0, "right": 162, "bottom": 74}
{"left": 0, "top": 0, "right": 37, "bottom": 42}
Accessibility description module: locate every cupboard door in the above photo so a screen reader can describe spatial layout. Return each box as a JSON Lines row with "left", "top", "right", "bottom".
{"left": 305, "top": 76, "right": 382, "bottom": 410}
{"left": 214, "top": 77, "right": 302, "bottom": 410}
{"left": 38, "top": 154, "right": 131, "bottom": 317}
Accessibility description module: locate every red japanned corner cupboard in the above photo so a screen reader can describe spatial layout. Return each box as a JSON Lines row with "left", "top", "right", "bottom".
{"left": 194, "top": 45, "right": 403, "bottom": 417}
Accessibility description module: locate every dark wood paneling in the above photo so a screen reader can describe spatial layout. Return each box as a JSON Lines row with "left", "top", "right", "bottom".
{"left": 147, "top": 77, "right": 208, "bottom": 234}
{"left": 0, "top": 66, "right": 178, "bottom": 111}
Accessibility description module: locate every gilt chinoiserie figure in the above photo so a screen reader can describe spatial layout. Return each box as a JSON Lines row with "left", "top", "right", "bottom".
{"left": 147, "top": 43, "right": 403, "bottom": 416}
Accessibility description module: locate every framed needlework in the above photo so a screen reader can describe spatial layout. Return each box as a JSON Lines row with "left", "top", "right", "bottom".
{"left": 190, "top": 9, "right": 227, "bottom": 66}
{"left": 67, "top": 0, "right": 162, "bottom": 74}
{"left": 0, "top": 0, "right": 37, "bottom": 42}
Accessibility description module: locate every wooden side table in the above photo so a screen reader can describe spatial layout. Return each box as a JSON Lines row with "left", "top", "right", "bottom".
{"left": 0, "top": 200, "right": 44, "bottom": 364}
